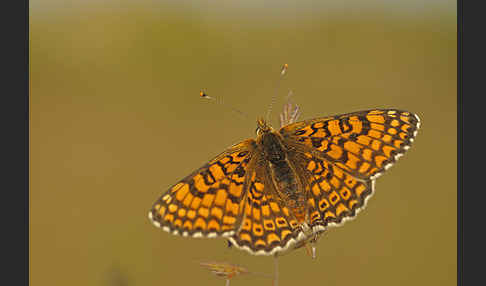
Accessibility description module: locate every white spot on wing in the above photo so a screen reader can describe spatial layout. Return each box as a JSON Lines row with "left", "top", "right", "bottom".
{"left": 148, "top": 212, "right": 161, "bottom": 228}
{"left": 222, "top": 231, "right": 235, "bottom": 237}
{"left": 370, "top": 172, "right": 382, "bottom": 180}
{"left": 414, "top": 113, "right": 421, "bottom": 123}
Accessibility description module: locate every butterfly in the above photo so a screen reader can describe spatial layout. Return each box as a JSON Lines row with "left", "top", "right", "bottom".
{"left": 148, "top": 108, "right": 420, "bottom": 256}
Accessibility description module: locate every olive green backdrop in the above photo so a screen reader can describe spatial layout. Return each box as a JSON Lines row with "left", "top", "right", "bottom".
{"left": 30, "top": 1, "right": 456, "bottom": 285}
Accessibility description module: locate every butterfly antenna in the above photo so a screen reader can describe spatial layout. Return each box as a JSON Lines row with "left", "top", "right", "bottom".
{"left": 200, "top": 91, "right": 248, "bottom": 120}
{"left": 266, "top": 64, "right": 288, "bottom": 123}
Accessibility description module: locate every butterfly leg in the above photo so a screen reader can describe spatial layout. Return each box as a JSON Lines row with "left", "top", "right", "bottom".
{"left": 303, "top": 242, "right": 313, "bottom": 258}
{"left": 308, "top": 231, "right": 324, "bottom": 259}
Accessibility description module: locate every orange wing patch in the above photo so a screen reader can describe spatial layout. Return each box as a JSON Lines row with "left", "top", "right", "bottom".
{"left": 148, "top": 140, "right": 255, "bottom": 237}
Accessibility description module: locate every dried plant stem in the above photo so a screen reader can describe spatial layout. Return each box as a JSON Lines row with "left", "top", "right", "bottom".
{"left": 273, "top": 256, "right": 279, "bottom": 286}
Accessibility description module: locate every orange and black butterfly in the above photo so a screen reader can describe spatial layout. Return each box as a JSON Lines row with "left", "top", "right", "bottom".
{"left": 148, "top": 107, "right": 420, "bottom": 256}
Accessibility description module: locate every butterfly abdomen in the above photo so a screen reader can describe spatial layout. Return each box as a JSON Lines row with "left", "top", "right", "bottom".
{"left": 259, "top": 132, "right": 305, "bottom": 211}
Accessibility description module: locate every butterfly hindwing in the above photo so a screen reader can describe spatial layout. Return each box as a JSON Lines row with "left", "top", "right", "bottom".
{"left": 228, "top": 166, "right": 306, "bottom": 255}
{"left": 148, "top": 140, "right": 256, "bottom": 237}
{"left": 290, "top": 151, "right": 374, "bottom": 232}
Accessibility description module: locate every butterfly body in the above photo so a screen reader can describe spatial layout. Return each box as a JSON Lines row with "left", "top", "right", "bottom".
{"left": 149, "top": 109, "right": 420, "bottom": 256}
{"left": 257, "top": 125, "right": 306, "bottom": 214}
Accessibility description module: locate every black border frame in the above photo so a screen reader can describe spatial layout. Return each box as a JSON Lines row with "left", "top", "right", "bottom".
{"left": 5, "top": 0, "right": 29, "bottom": 284}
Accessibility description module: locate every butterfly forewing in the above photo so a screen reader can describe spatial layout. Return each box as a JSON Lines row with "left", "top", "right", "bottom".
{"left": 148, "top": 140, "right": 256, "bottom": 237}
{"left": 280, "top": 109, "right": 420, "bottom": 181}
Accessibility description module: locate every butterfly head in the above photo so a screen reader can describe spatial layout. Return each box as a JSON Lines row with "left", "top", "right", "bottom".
{"left": 256, "top": 118, "right": 272, "bottom": 136}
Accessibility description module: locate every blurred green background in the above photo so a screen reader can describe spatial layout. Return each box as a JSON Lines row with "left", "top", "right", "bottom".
{"left": 30, "top": 1, "right": 456, "bottom": 285}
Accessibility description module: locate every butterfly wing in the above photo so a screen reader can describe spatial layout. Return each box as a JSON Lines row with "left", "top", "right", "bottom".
{"left": 280, "top": 109, "right": 420, "bottom": 231}
{"left": 227, "top": 163, "right": 307, "bottom": 256}
{"left": 148, "top": 140, "right": 256, "bottom": 238}
{"left": 289, "top": 151, "right": 374, "bottom": 232}
{"left": 280, "top": 109, "right": 420, "bottom": 180}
